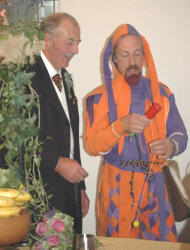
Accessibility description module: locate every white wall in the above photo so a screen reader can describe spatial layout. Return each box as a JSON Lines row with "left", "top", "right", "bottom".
{"left": 59, "top": 0, "right": 190, "bottom": 242}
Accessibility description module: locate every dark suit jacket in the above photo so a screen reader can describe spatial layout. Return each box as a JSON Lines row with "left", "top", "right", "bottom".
{"left": 28, "top": 56, "right": 85, "bottom": 233}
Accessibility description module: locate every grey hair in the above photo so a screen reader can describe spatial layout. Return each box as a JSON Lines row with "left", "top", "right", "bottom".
{"left": 40, "top": 12, "right": 80, "bottom": 35}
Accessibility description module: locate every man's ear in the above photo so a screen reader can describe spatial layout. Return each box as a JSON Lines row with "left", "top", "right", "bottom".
{"left": 112, "top": 55, "right": 117, "bottom": 64}
{"left": 43, "top": 32, "right": 53, "bottom": 48}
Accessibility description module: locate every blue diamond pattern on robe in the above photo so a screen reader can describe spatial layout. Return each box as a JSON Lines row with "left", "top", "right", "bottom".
{"left": 164, "top": 224, "right": 170, "bottom": 236}
{"left": 107, "top": 200, "right": 117, "bottom": 218}
{"left": 165, "top": 208, "right": 170, "bottom": 219}
{"left": 109, "top": 188, "right": 114, "bottom": 198}
{"left": 150, "top": 232, "right": 157, "bottom": 240}
{"left": 113, "top": 206, "right": 119, "bottom": 220}
{"left": 106, "top": 224, "right": 114, "bottom": 236}
{"left": 110, "top": 200, "right": 117, "bottom": 213}
{"left": 115, "top": 223, "right": 119, "bottom": 233}
{"left": 149, "top": 215, "right": 156, "bottom": 228}
{"left": 115, "top": 172, "right": 120, "bottom": 182}
{"left": 116, "top": 186, "right": 120, "bottom": 195}
{"left": 149, "top": 200, "right": 156, "bottom": 210}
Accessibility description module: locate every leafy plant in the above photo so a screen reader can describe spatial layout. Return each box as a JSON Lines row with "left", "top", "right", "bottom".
{"left": 0, "top": 0, "right": 49, "bottom": 244}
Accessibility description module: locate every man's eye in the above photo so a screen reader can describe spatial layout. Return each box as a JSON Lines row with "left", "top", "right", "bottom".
{"left": 134, "top": 51, "right": 142, "bottom": 57}
{"left": 66, "top": 41, "right": 73, "bottom": 45}
{"left": 121, "top": 54, "right": 129, "bottom": 58}
{"left": 66, "top": 40, "right": 79, "bottom": 46}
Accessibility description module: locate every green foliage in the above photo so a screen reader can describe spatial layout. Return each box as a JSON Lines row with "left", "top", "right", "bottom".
{"left": 0, "top": 21, "right": 44, "bottom": 45}
{"left": 0, "top": 21, "right": 48, "bottom": 245}
{"left": 0, "top": 66, "right": 36, "bottom": 165}
{"left": 0, "top": 60, "right": 49, "bottom": 199}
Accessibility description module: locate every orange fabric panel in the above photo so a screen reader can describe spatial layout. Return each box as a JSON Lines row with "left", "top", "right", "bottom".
{"left": 112, "top": 24, "right": 128, "bottom": 49}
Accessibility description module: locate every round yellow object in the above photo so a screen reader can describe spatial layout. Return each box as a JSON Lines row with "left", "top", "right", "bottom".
{"left": 0, "top": 206, "right": 21, "bottom": 218}
{"left": 133, "top": 220, "right": 140, "bottom": 228}
{"left": 15, "top": 191, "right": 31, "bottom": 202}
{"left": 0, "top": 196, "right": 14, "bottom": 207}
{"left": 0, "top": 188, "right": 19, "bottom": 199}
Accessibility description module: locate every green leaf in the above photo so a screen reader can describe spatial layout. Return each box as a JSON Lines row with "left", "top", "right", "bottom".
{"left": 14, "top": 71, "right": 34, "bottom": 87}
{"left": 34, "top": 157, "right": 41, "bottom": 168}
{"left": 0, "top": 113, "right": 4, "bottom": 122}
{"left": 37, "top": 30, "right": 44, "bottom": 40}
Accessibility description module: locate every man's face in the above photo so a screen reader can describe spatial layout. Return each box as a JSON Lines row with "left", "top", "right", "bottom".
{"left": 44, "top": 19, "right": 81, "bottom": 70}
{"left": 114, "top": 35, "right": 144, "bottom": 85}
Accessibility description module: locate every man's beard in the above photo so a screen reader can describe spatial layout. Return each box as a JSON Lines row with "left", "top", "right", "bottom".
{"left": 124, "top": 65, "right": 141, "bottom": 86}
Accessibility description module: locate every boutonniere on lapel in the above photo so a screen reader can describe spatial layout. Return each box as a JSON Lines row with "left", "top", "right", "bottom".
{"left": 64, "top": 71, "right": 77, "bottom": 104}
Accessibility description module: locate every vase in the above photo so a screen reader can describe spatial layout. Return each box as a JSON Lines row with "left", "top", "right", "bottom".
{"left": 0, "top": 209, "right": 31, "bottom": 248}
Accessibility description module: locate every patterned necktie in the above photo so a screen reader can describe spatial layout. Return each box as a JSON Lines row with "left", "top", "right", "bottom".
{"left": 52, "top": 74, "right": 62, "bottom": 92}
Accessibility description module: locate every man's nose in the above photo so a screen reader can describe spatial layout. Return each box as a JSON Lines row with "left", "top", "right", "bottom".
{"left": 71, "top": 42, "right": 79, "bottom": 54}
{"left": 129, "top": 55, "right": 135, "bottom": 65}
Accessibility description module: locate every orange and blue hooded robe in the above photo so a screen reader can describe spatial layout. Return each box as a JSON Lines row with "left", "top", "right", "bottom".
{"left": 84, "top": 24, "right": 187, "bottom": 241}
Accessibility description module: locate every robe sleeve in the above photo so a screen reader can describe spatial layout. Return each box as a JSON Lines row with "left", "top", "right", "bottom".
{"left": 84, "top": 94, "right": 125, "bottom": 156}
{"left": 166, "top": 94, "right": 188, "bottom": 156}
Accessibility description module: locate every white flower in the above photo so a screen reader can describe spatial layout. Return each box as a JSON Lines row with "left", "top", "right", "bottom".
{"left": 0, "top": 31, "right": 44, "bottom": 65}
{"left": 64, "top": 71, "right": 74, "bottom": 99}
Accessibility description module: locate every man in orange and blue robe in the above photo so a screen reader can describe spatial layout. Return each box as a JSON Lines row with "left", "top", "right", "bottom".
{"left": 83, "top": 24, "right": 188, "bottom": 241}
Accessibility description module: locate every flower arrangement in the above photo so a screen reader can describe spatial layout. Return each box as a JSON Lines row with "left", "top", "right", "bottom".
{"left": 35, "top": 209, "right": 74, "bottom": 250}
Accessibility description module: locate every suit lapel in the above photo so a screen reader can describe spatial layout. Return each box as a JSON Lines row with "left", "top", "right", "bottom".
{"left": 61, "top": 69, "right": 79, "bottom": 143}
{"left": 34, "top": 57, "right": 79, "bottom": 154}
{"left": 36, "top": 57, "right": 70, "bottom": 125}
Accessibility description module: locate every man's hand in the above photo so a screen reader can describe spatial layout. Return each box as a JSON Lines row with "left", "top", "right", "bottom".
{"left": 81, "top": 189, "right": 90, "bottom": 217}
{"left": 149, "top": 138, "right": 174, "bottom": 159}
{"left": 121, "top": 113, "right": 151, "bottom": 134}
{"left": 55, "top": 157, "right": 88, "bottom": 183}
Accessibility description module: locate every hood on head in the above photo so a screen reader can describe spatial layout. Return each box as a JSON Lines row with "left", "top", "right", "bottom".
{"left": 103, "top": 24, "right": 161, "bottom": 105}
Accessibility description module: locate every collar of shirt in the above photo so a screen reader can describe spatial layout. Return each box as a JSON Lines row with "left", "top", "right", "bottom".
{"left": 40, "top": 51, "right": 61, "bottom": 79}
{"left": 40, "top": 51, "right": 63, "bottom": 96}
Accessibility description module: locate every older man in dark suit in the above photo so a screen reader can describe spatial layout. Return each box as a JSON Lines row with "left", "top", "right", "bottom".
{"left": 28, "top": 12, "right": 89, "bottom": 233}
